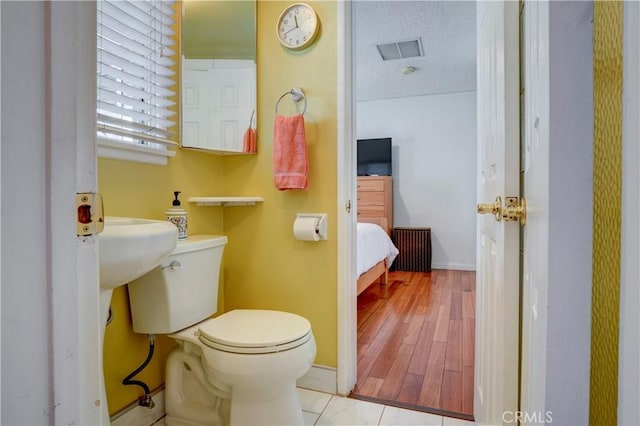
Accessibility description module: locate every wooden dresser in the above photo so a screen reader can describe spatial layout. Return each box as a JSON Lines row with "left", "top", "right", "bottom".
{"left": 356, "top": 176, "right": 393, "bottom": 235}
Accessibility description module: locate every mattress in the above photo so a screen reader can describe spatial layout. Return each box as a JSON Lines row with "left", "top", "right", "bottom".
{"left": 357, "top": 222, "right": 399, "bottom": 277}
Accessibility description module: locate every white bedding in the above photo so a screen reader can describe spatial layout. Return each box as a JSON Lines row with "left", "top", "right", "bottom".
{"left": 357, "top": 222, "right": 399, "bottom": 277}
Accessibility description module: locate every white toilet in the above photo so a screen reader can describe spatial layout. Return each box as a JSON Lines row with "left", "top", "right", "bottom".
{"left": 127, "top": 235, "right": 317, "bottom": 426}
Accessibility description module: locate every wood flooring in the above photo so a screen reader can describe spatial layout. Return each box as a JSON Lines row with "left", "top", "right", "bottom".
{"left": 351, "top": 269, "right": 476, "bottom": 420}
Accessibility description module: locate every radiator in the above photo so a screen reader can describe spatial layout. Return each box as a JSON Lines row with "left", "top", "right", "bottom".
{"left": 392, "top": 227, "right": 432, "bottom": 272}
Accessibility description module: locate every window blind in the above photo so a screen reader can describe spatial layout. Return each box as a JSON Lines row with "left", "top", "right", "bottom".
{"left": 97, "top": 0, "right": 178, "bottom": 164}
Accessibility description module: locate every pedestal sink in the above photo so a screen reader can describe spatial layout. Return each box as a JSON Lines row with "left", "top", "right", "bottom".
{"left": 99, "top": 216, "right": 178, "bottom": 324}
{"left": 98, "top": 216, "right": 178, "bottom": 423}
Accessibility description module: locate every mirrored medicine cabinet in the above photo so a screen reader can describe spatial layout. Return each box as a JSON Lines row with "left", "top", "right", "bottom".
{"left": 181, "top": 1, "right": 257, "bottom": 154}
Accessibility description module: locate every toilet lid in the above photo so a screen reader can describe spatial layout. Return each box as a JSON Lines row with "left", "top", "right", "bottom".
{"left": 197, "top": 310, "right": 312, "bottom": 354}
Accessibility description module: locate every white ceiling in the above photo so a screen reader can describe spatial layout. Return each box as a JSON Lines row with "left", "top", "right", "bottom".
{"left": 354, "top": 1, "right": 477, "bottom": 102}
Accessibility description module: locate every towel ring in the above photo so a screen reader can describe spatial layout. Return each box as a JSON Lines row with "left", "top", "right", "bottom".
{"left": 275, "top": 88, "right": 307, "bottom": 115}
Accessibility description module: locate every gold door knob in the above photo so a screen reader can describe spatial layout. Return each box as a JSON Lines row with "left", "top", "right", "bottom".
{"left": 477, "top": 196, "right": 502, "bottom": 222}
{"left": 503, "top": 196, "right": 526, "bottom": 225}
{"left": 477, "top": 195, "right": 527, "bottom": 225}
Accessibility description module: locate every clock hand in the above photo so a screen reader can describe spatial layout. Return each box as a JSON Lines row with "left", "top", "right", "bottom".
{"left": 284, "top": 25, "right": 297, "bottom": 35}
{"left": 294, "top": 15, "right": 299, "bottom": 28}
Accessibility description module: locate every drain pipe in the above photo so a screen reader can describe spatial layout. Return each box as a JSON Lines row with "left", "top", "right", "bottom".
{"left": 122, "top": 334, "right": 156, "bottom": 408}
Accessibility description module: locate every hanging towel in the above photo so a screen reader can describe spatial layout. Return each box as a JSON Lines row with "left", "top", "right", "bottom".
{"left": 243, "top": 110, "right": 257, "bottom": 153}
{"left": 273, "top": 113, "right": 308, "bottom": 190}
{"left": 243, "top": 127, "right": 257, "bottom": 153}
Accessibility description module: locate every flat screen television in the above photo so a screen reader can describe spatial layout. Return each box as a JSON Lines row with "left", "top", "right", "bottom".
{"left": 357, "top": 137, "right": 392, "bottom": 176}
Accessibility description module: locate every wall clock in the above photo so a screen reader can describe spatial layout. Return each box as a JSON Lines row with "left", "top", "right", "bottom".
{"left": 276, "top": 3, "right": 319, "bottom": 51}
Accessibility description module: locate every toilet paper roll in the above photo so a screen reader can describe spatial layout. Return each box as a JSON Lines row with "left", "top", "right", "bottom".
{"left": 293, "top": 217, "right": 320, "bottom": 241}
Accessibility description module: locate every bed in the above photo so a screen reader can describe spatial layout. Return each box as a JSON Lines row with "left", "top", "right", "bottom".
{"left": 357, "top": 220, "right": 399, "bottom": 295}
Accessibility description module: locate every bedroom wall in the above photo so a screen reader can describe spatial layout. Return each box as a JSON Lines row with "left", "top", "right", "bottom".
{"left": 357, "top": 91, "right": 477, "bottom": 270}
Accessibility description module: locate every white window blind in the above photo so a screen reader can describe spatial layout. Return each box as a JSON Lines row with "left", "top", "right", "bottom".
{"left": 97, "top": 0, "right": 178, "bottom": 165}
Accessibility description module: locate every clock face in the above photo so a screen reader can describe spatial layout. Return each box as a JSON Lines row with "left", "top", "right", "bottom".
{"left": 277, "top": 3, "right": 319, "bottom": 50}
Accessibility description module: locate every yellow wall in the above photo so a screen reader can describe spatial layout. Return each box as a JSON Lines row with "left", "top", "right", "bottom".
{"left": 222, "top": 0, "right": 338, "bottom": 367}
{"left": 100, "top": 0, "right": 339, "bottom": 415}
{"left": 100, "top": 150, "right": 226, "bottom": 414}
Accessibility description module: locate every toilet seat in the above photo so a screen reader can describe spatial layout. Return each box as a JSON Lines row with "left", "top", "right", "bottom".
{"left": 196, "top": 309, "right": 313, "bottom": 354}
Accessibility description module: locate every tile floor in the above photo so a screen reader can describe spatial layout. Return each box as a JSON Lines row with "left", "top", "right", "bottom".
{"left": 299, "top": 388, "right": 475, "bottom": 426}
{"left": 155, "top": 388, "right": 476, "bottom": 426}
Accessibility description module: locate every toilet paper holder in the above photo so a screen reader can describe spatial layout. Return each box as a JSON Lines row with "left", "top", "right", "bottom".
{"left": 294, "top": 213, "right": 328, "bottom": 241}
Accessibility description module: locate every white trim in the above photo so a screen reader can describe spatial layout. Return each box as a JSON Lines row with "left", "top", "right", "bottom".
{"left": 520, "top": 3, "right": 594, "bottom": 423}
{"left": 50, "top": 3, "right": 103, "bottom": 424}
{"left": 98, "top": 139, "right": 175, "bottom": 165}
{"left": 297, "top": 365, "right": 338, "bottom": 395}
{"left": 0, "top": 0, "right": 3, "bottom": 418}
{"left": 430, "top": 263, "right": 476, "bottom": 272}
{"left": 336, "top": 0, "right": 357, "bottom": 396}
{"left": 111, "top": 390, "right": 166, "bottom": 426}
{"left": 619, "top": 2, "right": 640, "bottom": 424}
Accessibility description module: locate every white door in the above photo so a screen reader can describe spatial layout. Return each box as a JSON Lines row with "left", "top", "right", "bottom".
{"left": 475, "top": 1, "right": 520, "bottom": 424}
{"left": 182, "top": 59, "right": 256, "bottom": 152}
{"left": 211, "top": 64, "right": 256, "bottom": 152}
{"left": 182, "top": 62, "right": 211, "bottom": 149}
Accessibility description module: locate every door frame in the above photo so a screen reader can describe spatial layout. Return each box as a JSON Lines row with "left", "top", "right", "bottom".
{"left": 1, "top": 2, "right": 102, "bottom": 423}
{"left": 337, "top": 4, "right": 595, "bottom": 422}
{"left": 336, "top": 0, "right": 358, "bottom": 395}
{"left": 44, "top": 3, "right": 103, "bottom": 423}
{"left": 335, "top": 1, "right": 523, "bottom": 405}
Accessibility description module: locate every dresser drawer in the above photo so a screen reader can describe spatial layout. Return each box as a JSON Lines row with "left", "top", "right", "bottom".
{"left": 356, "top": 179, "right": 384, "bottom": 192}
{"left": 357, "top": 206, "right": 386, "bottom": 216}
{"left": 356, "top": 176, "right": 392, "bottom": 235}
{"left": 357, "top": 191, "right": 384, "bottom": 206}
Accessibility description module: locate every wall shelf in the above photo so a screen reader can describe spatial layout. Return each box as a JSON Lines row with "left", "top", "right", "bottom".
{"left": 188, "top": 197, "right": 264, "bottom": 207}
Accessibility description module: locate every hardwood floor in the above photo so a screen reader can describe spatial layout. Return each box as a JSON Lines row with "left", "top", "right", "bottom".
{"left": 351, "top": 269, "right": 476, "bottom": 420}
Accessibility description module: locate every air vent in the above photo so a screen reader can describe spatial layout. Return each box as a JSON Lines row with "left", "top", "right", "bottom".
{"left": 376, "top": 38, "right": 423, "bottom": 61}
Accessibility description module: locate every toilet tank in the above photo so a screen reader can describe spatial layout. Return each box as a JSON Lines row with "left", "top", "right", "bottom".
{"left": 127, "top": 235, "right": 228, "bottom": 335}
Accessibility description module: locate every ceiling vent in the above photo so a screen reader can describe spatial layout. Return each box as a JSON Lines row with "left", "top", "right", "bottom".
{"left": 376, "top": 38, "right": 423, "bottom": 61}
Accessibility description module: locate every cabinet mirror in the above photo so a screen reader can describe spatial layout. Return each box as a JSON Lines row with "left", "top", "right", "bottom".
{"left": 181, "top": 1, "right": 256, "bottom": 154}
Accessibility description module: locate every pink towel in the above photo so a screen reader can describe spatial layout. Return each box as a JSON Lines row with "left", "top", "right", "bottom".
{"left": 243, "top": 110, "right": 257, "bottom": 153}
{"left": 273, "top": 114, "right": 308, "bottom": 190}
{"left": 243, "top": 126, "right": 256, "bottom": 153}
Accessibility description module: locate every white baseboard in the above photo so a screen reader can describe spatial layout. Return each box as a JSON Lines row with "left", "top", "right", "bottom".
{"left": 431, "top": 262, "right": 476, "bottom": 271}
{"left": 110, "top": 390, "right": 165, "bottom": 426}
{"left": 296, "top": 364, "right": 337, "bottom": 395}
{"left": 109, "top": 365, "right": 337, "bottom": 426}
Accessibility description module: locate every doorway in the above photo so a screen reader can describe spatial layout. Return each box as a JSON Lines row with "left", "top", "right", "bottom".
{"left": 347, "top": 1, "right": 477, "bottom": 419}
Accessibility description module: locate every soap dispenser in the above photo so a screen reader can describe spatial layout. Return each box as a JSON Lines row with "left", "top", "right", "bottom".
{"left": 166, "top": 191, "right": 187, "bottom": 240}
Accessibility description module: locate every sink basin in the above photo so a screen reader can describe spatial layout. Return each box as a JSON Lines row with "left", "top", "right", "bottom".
{"left": 99, "top": 216, "right": 178, "bottom": 289}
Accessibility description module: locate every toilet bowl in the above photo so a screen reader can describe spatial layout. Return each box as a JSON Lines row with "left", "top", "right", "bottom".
{"left": 127, "top": 236, "right": 317, "bottom": 426}
{"left": 168, "top": 310, "right": 316, "bottom": 425}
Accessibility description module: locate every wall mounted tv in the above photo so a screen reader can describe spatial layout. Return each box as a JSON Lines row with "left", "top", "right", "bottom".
{"left": 357, "top": 137, "right": 392, "bottom": 176}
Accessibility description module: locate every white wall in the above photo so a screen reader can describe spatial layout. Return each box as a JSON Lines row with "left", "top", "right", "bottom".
{"left": 620, "top": 1, "right": 640, "bottom": 424}
{"left": 544, "top": 2, "right": 594, "bottom": 423}
{"left": 357, "top": 91, "right": 477, "bottom": 270}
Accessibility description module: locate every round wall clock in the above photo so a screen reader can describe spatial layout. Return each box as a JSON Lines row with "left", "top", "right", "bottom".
{"left": 276, "top": 3, "right": 319, "bottom": 51}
